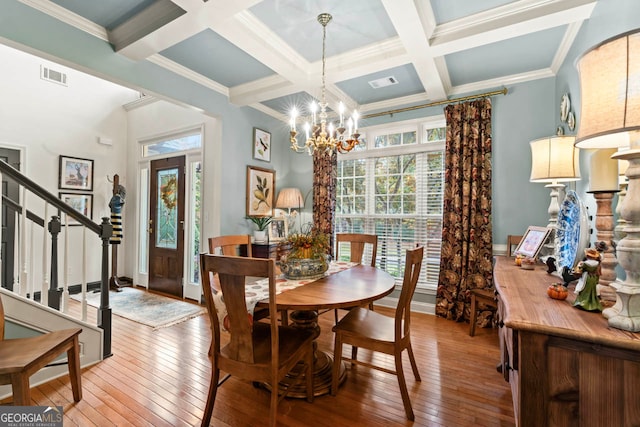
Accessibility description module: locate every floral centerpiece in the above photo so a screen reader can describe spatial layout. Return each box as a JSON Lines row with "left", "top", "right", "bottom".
{"left": 280, "top": 224, "right": 331, "bottom": 279}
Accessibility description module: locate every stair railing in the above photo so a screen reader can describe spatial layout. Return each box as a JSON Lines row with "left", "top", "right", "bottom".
{"left": 0, "top": 160, "right": 113, "bottom": 358}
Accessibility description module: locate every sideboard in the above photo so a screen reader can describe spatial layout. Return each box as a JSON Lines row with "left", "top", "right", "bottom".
{"left": 493, "top": 256, "right": 640, "bottom": 426}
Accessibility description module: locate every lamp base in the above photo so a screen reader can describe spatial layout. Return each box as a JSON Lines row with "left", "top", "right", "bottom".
{"left": 602, "top": 280, "right": 640, "bottom": 332}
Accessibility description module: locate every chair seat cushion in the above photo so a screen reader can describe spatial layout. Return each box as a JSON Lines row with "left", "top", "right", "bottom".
{"left": 333, "top": 307, "right": 396, "bottom": 344}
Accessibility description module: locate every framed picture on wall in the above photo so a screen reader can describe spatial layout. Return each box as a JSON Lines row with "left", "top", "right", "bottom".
{"left": 59, "top": 155, "right": 94, "bottom": 191}
{"left": 246, "top": 166, "right": 275, "bottom": 217}
{"left": 514, "top": 226, "right": 551, "bottom": 259}
{"left": 59, "top": 192, "right": 93, "bottom": 226}
{"left": 253, "top": 128, "right": 271, "bottom": 162}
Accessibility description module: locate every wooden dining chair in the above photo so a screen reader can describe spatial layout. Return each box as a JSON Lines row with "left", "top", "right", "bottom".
{"left": 469, "top": 288, "right": 497, "bottom": 336}
{"left": 208, "top": 235, "right": 252, "bottom": 258}
{"left": 0, "top": 295, "right": 83, "bottom": 405}
{"left": 208, "top": 234, "right": 275, "bottom": 316}
{"left": 507, "top": 234, "right": 523, "bottom": 257}
{"left": 333, "top": 233, "right": 378, "bottom": 323}
{"left": 331, "top": 246, "right": 423, "bottom": 421}
{"left": 199, "top": 254, "right": 314, "bottom": 427}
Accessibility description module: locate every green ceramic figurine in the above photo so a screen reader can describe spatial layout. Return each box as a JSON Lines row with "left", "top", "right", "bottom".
{"left": 573, "top": 248, "right": 603, "bottom": 312}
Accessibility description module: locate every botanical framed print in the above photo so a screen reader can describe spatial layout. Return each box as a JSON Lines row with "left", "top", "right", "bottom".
{"left": 253, "top": 128, "right": 271, "bottom": 162}
{"left": 59, "top": 192, "right": 93, "bottom": 226}
{"left": 514, "top": 226, "right": 551, "bottom": 259}
{"left": 246, "top": 166, "right": 275, "bottom": 217}
{"left": 59, "top": 155, "right": 94, "bottom": 191}
{"left": 268, "top": 216, "right": 288, "bottom": 241}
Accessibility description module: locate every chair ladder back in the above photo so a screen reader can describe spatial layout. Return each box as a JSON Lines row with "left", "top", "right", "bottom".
{"left": 200, "top": 254, "right": 277, "bottom": 364}
{"left": 395, "top": 246, "right": 424, "bottom": 338}
{"left": 336, "top": 233, "right": 378, "bottom": 267}
{"left": 208, "top": 235, "right": 252, "bottom": 257}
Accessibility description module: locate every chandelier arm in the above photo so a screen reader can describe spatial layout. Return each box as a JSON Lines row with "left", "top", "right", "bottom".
{"left": 289, "top": 12, "right": 361, "bottom": 155}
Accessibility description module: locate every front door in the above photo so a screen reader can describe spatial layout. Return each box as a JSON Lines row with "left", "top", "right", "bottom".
{"left": 148, "top": 156, "right": 185, "bottom": 297}
{"left": 0, "top": 148, "right": 21, "bottom": 290}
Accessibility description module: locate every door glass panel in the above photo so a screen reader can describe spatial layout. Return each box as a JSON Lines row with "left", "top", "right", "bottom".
{"left": 189, "top": 161, "right": 202, "bottom": 284}
{"left": 156, "top": 168, "right": 179, "bottom": 249}
{"left": 139, "top": 167, "right": 148, "bottom": 274}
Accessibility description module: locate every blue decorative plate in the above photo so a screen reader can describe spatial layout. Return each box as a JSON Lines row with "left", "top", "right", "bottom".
{"left": 555, "top": 190, "right": 589, "bottom": 270}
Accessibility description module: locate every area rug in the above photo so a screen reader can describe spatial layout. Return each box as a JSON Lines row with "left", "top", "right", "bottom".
{"left": 71, "top": 287, "right": 205, "bottom": 329}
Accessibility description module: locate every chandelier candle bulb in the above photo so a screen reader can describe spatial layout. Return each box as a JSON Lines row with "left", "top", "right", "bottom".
{"left": 339, "top": 102, "right": 345, "bottom": 126}
{"left": 290, "top": 107, "right": 297, "bottom": 132}
{"left": 311, "top": 101, "right": 317, "bottom": 125}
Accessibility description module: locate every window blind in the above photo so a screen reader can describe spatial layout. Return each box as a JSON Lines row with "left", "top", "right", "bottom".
{"left": 335, "top": 118, "right": 445, "bottom": 290}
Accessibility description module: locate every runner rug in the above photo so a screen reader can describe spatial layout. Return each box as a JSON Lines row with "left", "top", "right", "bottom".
{"left": 71, "top": 287, "right": 205, "bottom": 329}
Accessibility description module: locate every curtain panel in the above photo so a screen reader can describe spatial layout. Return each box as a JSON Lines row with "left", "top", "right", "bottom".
{"left": 436, "top": 99, "right": 494, "bottom": 324}
{"left": 313, "top": 150, "right": 337, "bottom": 253}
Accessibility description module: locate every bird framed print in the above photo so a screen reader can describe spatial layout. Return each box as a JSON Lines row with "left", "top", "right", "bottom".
{"left": 253, "top": 127, "right": 271, "bottom": 162}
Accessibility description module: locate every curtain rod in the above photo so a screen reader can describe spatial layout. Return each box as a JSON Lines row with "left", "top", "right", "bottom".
{"left": 361, "top": 87, "right": 508, "bottom": 120}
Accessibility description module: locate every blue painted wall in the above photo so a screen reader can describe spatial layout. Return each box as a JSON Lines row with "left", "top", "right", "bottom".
{"left": 1, "top": 0, "right": 638, "bottom": 251}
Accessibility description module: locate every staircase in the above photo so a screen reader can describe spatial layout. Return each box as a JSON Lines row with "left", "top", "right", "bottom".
{"left": 0, "top": 160, "right": 113, "bottom": 384}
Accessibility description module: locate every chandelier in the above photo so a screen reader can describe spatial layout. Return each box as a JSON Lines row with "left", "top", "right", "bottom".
{"left": 289, "top": 13, "right": 361, "bottom": 155}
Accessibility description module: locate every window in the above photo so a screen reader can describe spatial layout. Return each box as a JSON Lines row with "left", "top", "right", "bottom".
{"left": 141, "top": 132, "right": 202, "bottom": 157}
{"left": 336, "top": 118, "right": 445, "bottom": 290}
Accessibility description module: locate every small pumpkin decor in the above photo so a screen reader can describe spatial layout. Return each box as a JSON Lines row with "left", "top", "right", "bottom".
{"left": 547, "top": 283, "right": 569, "bottom": 300}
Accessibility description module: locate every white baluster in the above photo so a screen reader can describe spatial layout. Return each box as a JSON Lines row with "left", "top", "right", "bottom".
{"left": 62, "top": 214, "right": 69, "bottom": 313}
{"left": 28, "top": 221, "right": 34, "bottom": 300}
{"left": 13, "top": 210, "right": 20, "bottom": 295}
{"left": 20, "top": 186, "right": 27, "bottom": 297}
{"left": 81, "top": 226, "right": 87, "bottom": 321}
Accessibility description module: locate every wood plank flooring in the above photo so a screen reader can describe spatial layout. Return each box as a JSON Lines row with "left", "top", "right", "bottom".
{"left": 22, "top": 291, "right": 514, "bottom": 426}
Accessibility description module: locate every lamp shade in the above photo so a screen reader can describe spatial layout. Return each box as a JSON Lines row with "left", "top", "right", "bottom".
{"left": 589, "top": 148, "right": 619, "bottom": 192}
{"left": 276, "top": 187, "right": 304, "bottom": 209}
{"left": 530, "top": 136, "right": 581, "bottom": 182}
{"left": 575, "top": 29, "right": 640, "bottom": 149}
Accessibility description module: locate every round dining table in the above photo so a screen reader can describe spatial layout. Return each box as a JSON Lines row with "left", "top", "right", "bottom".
{"left": 256, "top": 264, "right": 396, "bottom": 397}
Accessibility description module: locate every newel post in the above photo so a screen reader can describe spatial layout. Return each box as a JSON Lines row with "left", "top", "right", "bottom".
{"left": 99, "top": 217, "right": 113, "bottom": 358}
{"left": 47, "top": 215, "right": 62, "bottom": 310}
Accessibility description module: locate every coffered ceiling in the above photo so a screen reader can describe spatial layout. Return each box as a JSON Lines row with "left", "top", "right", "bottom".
{"left": 20, "top": 0, "right": 598, "bottom": 120}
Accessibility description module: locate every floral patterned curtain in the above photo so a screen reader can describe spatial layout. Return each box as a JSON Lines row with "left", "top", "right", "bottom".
{"left": 313, "top": 150, "right": 337, "bottom": 253}
{"left": 436, "top": 99, "right": 494, "bottom": 324}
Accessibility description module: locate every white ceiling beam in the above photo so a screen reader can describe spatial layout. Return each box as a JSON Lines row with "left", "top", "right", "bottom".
{"left": 429, "top": 0, "right": 597, "bottom": 56}
{"left": 382, "top": 0, "right": 447, "bottom": 100}
{"left": 550, "top": 21, "right": 583, "bottom": 73}
{"left": 112, "top": 0, "right": 262, "bottom": 60}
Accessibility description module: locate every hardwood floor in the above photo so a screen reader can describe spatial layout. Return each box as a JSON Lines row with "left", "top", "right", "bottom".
{"left": 24, "top": 294, "right": 514, "bottom": 426}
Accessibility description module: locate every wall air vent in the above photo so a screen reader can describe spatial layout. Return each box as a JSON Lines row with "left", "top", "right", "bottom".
{"left": 40, "top": 65, "right": 67, "bottom": 86}
{"left": 368, "top": 76, "right": 398, "bottom": 89}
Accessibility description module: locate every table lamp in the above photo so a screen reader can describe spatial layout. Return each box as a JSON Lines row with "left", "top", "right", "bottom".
{"left": 614, "top": 154, "right": 629, "bottom": 244}
{"left": 575, "top": 29, "right": 640, "bottom": 331}
{"left": 276, "top": 187, "right": 304, "bottom": 231}
{"left": 529, "top": 135, "right": 581, "bottom": 256}
{"left": 587, "top": 148, "right": 619, "bottom": 302}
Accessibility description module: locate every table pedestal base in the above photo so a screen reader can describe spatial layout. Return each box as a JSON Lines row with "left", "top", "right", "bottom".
{"left": 266, "top": 309, "right": 346, "bottom": 398}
